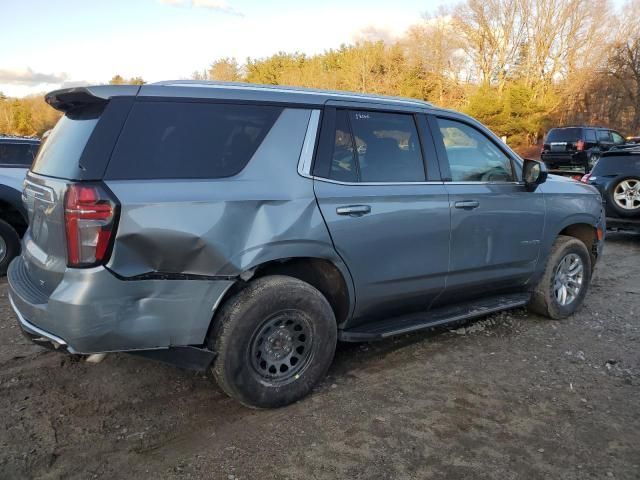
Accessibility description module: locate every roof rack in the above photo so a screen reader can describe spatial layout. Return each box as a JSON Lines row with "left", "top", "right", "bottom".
{"left": 152, "top": 80, "right": 433, "bottom": 108}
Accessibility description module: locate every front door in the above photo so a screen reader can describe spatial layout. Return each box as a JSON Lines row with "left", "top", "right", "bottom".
{"left": 313, "top": 108, "right": 450, "bottom": 327}
{"left": 428, "top": 115, "right": 545, "bottom": 304}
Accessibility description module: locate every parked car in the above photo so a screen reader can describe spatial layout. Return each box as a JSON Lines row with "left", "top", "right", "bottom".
{"left": 541, "top": 126, "right": 627, "bottom": 172}
{"left": 8, "top": 83, "right": 605, "bottom": 408}
{"left": 582, "top": 145, "right": 640, "bottom": 231}
{"left": 0, "top": 135, "right": 39, "bottom": 274}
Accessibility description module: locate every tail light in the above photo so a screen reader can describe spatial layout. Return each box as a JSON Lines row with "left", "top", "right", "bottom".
{"left": 64, "top": 184, "right": 118, "bottom": 267}
{"left": 580, "top": 173, "right": 591, "bottom": 183}
{"left": 576, "top": 140, "right": 585, "bottom": 151}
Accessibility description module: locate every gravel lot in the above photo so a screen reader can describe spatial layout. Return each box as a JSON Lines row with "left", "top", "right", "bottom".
{"left": 1, "top": 233, "right": 639, "bottom": 480}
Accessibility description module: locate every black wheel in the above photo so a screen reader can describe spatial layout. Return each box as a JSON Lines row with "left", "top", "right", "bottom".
{"left": 209, "top": 275, "right": 337, "bottom": 408}
{"left": 529, "top": 236, "right": 591, "bottom": 319}
{"left": 606, "top": 176, "right": 640, "bottom": 218}
{"left": 0, "top": 219, "right": 20, "bottom": 275}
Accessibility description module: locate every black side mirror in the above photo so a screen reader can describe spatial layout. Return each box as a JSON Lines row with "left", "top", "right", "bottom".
{"left": 523, "top": 159, "right": 548, "bottom": 192}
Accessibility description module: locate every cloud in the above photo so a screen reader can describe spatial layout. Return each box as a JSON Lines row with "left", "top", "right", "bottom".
{"left": 0, "top": 68, "right": 68, "bottom": 86}
{"left": 158, "top": 0, "right": 243, "bottom": 16}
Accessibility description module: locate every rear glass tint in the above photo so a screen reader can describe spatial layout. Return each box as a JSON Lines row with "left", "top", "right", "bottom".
{"left": 31, "top": 105, "right": 103, "bottom": 178}
{"left": 0, "top": 142, "right": 39, "bottom": 166}
{"left": 106, "top": 101, "right": 283, "bottom": 180}
{"left": 546, "top": 128, "right": 582, "bottom": 142}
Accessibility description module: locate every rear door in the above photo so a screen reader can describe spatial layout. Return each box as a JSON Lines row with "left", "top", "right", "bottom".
{"left": 313, "top": 107, "right": 450, "bottom": 326}
{"left": 428, "top": 114, "right": 545, "bottom": 304}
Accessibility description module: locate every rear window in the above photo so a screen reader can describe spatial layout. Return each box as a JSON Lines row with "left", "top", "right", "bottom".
{"left": 105, "top": 101, "right": 283, "bottom": 180}
{"left": 31, "top": 105, "right": 103, "bottom": 178}
{"left": 546, "top": 128, "right": 582, "bottom": 142}
{"left": 0, "top": 142, "right": 39, "bottom": 167}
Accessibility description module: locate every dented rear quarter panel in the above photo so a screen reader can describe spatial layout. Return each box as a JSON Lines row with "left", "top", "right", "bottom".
{"left": 105, "top": 108, "right": 354, "bottom": 307}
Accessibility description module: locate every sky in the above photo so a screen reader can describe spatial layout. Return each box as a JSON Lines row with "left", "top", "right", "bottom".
{"left": 0, "top": 0, "right": 451, "bottom": 97}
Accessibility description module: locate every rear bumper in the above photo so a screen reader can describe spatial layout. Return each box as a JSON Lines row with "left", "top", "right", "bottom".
{"left": 541, "top": 152, "right": 586, "bottom": 166}
{"left": 8, "top": 256, "right": 235, "bottom": 354}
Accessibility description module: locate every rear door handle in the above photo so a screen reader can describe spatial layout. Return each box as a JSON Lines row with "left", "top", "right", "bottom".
{"left": 336, "top": 205, "right": 371, "bottom": 217}
{"left": 454, "top": 200, "right": 480, "bottom": 210}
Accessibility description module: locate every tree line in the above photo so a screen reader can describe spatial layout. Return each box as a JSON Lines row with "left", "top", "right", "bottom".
{"left": 2, "top": 0, "right": 639, "bottom": 149}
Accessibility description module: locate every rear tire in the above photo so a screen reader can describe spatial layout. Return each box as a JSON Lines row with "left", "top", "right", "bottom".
{"left": 529, "top": 236, "right": 591, "bottom": 319}
{"left": 210, "top": 275, "right": 337, "bottom": 408}
{"left": 607, "top": 176, "right": 640, "bottom": 218}
{"left": 0, "top": 219, "right": 20, "bottom": 276}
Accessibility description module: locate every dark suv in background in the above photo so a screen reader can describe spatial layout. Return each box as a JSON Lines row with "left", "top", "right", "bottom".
{"left": 0, "top": 136, "right": 39, "bottom": 273}
{"left": 541, "top": 126, "right": 626, "bottom": 172}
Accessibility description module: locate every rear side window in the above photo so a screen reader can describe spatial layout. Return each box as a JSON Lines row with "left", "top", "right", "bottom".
{"left": 546, "top": 128, "right": 582, "bottom": 142}
{"left": 0, "top": 142, "right": 39, "bottom": 167}
{"left": 106, "top": 102, "right": 282, "bottom": 179}
{"left": 31, "top": 104, "right": 103, "bottom": 178}
{"left": 597, "top": 130, "right": 611, "bottom": 142}
{"left": 585, "top": 129, "right": 596, "bottom": 142}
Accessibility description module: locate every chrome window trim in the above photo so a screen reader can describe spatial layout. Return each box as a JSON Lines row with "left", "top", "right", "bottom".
{"left": 297, "top": 110, "right": 321, "bottom": 177}
{"left": 445, "top": 181, "right": 526, "bottom": 186}
{"left": 312, "top": 176, "right": 445, "bottom": 186}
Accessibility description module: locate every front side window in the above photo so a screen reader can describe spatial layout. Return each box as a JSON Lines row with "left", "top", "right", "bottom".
{"left": 437, "top": 118, "right": 514, "bottom": 182}
{"left": 611, "top": 131, "right": 625, "bottom": 144}
{"left": 339, "top": 110, "right": 425, "bottom": 182}
{"left": 597, "top": 130, "right": 611, "bottom": 142}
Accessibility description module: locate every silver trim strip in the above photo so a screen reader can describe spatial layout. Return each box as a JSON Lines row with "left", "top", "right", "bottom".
{"left": 9, "top": 294, "right": 73, "bottom": 352}
{"left": 158, "top": 81, "right": 432, "bottom": 108}
{"left": 297, "top": 110, "right": 321, "bottom": 177}
{"left": 313, "top": 177, "right": 445, "bottom": 186}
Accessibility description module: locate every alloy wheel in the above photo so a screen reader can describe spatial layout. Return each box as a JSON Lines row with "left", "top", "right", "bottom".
{"left": 613, "top": 179, "right": 640, "bottom": 210}
{"left": 553, "top": 253, "right": 584, "bottom": 306}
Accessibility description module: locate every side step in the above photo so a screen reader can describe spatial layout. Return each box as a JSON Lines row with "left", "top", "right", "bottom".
{"left": 339, "top": 293, "right": 530, "bottom": 342}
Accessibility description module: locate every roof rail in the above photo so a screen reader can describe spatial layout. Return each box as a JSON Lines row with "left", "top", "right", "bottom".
{"left": 152, "top": 80, "right": 433, "bottom": 108}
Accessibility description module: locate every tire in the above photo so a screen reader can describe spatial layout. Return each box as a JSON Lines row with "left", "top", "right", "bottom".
{"left": 0, "top": 219, "right": 20, "bottom": 276}
{"left": 529, "top": 236, "right": 592, "bottom": 319}
{"left": 606, "top": 176, "right": 640, "bottom": 218}
{"left": 209, "top": 275, "right": 337, "bottom": 408}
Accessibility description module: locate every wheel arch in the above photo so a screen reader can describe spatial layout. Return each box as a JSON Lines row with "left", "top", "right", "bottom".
{"left": 208, "top": 255, "right": 355, "bottom": 343}
{"left": 556, "top": 222, "right": 599, "bottom": 269}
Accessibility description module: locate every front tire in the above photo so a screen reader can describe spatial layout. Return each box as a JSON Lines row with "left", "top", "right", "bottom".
{"left": 210, "top": 275, "right": 337, "bottom": 408}
{"left": 0, "top": 219, "right": 20, "bottom": 276}
{"left": 529, "top": 236, "right": 591, "bottom": 319}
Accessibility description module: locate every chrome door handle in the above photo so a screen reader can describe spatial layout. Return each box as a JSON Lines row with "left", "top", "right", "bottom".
{"left": 454, "top": 200, "right": 480, "bottom": 209}
{"left": 336, "top": 205, "right": 371, "bottom": 217}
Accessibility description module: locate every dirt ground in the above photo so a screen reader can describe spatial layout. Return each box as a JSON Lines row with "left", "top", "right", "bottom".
{"left": 1, "top": 233, "right": 639, "bottom": 480}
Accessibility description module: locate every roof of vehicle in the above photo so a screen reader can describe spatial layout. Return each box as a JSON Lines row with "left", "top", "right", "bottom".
{"left": 548, "top": 126, "right": 612, "bottom": 130}
{"left": 0, "top": 135, "right": 40, "bottom": 144}
{"left": 602, "top": 146, "right": 640, "bottom": 157}
{"left": 45, "top": 81, "right": 436, "bottom": 112}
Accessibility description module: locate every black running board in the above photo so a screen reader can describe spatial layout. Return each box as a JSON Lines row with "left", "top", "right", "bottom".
{"left": 339, "top": 293, "right": 530, "bottom": 342}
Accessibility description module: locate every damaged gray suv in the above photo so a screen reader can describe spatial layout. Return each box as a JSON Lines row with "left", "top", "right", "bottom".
{"left": 9, "top": 82, "right": 605, "bottom": 408}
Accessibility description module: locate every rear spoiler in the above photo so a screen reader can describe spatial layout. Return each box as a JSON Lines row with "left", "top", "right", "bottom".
{"left": 45, "top": 85, "right": 141, "bottom": 112}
